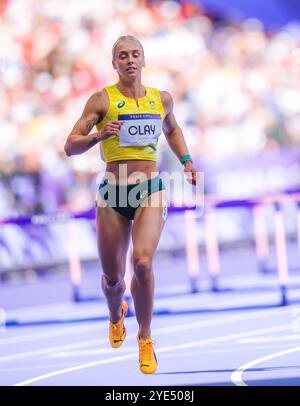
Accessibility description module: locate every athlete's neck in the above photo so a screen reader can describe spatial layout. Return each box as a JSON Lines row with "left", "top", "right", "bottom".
{"left": 116, "top": 81, "right": 146, "bottom": 100}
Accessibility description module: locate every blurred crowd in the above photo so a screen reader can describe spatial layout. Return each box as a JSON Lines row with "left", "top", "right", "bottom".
{"left": 1, "top": 0, "right": 300, "bottom": 217}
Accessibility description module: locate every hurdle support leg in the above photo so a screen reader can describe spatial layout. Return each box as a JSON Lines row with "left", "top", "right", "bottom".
{"left": 204, "top": 206, "right": 220, "bottom": 292}
{"left": 253, "top": 205, "right": 270, "bottom": 273}
{"left": 274, "top": 202, "right": 289, "bottom": 306}
{"left": 67, "top": 219, "right": 82, "bottom": 302}
{"left": 184, "top": 210, "right": 200, "bottom": 293}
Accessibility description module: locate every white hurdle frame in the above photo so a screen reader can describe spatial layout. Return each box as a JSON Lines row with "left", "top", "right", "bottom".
{"left": 67, "top": 192, "right": 300, "bottom": 305}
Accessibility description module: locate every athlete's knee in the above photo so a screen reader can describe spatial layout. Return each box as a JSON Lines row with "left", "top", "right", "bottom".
{"left": 133, "top": 253, "right": 153, "bottom": 279}
{"left": 101, "top": 274, "right": 125, "bottom": 295}
{"left": 100, "top": 256, "right": 126, "bottom": 281}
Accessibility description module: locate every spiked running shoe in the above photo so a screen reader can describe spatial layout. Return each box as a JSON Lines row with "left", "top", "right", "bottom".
{"left": 109, "top": 301, "right": 128, "bottom": 348}
{"left": 137, "top": 337, "right": 157, "bottom": 374}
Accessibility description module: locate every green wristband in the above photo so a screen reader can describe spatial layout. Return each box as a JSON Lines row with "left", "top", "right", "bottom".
{"left": 180, "top": 154, "right": 192, "bottom": 164}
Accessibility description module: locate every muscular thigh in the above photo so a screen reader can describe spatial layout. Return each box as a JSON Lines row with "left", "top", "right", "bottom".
{"left": 132, "top": 190, "right": 167, "bottom": 258}
{"left": 96, "top": 205, "right": 132, "bottom": 278}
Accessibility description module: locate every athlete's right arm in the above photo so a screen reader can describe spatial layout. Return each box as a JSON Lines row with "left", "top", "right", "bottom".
{"left": 64, "top": 91, "right": 123, "bottom": 156}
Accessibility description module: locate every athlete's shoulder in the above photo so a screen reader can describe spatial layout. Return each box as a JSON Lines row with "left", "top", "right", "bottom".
{"left": 89, "top": 89, "right": 109, "bottom": 108}
{"left": 101, "top": 84, "right": 116, "bottom": 92}
{"left": 158, "top": 90, "right": 173, "bottom": 115}
{"left": 93, "top": 88, "right": 109, "bottom": 101}
{"left": 81, "top": 89, "right": 109, "bottom": 121}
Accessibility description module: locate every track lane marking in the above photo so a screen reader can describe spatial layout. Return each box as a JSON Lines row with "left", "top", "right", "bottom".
{"left": 14, "top": 324, "right": 291, "bottom": 386}
{"left": 231, "top": 346, "right": 300, "bottom": 386}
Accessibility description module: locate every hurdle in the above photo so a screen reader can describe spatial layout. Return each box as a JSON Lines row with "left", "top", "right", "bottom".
{"left": 1, "top": 190, "right": 300, "bottom": 307}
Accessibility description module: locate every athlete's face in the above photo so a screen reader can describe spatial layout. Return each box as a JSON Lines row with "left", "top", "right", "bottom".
{"left": 112, "top": 40, "right": 145, "bottom": 78}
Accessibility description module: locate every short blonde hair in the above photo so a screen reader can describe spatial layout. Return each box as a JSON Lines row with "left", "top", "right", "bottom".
{"left": 112, "top": 35, "right": 144, "bottom": 59}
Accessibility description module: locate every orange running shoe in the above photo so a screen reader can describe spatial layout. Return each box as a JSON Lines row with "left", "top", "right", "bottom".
{"left": 137, "top": 337, "right": 157, "bottom": 374}
{"left": 109, "top": 301, "right": 128, "bottom": 348}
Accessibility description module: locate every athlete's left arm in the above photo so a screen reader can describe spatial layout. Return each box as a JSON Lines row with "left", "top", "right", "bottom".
{"left": 160, "top": 90, "right": 197, "bottom": 185}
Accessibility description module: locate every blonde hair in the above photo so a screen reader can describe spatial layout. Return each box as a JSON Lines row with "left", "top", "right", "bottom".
{"left": 112, "top": 35, "right": 144, "bottom": 59}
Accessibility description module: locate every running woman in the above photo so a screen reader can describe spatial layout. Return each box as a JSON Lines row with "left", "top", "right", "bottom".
{"left": 64, "top": 35, "right": 197, "bottom": 374}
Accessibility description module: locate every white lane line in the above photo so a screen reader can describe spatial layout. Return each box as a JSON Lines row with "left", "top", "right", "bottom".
{"left": 50, "top": 347, "right": 138, "bottom": 358}
{"left": 0, "top": 363, "right": 81, "bottom": 373}
{"left": 0, "top": 306, "right": 291, "bottom": 363}
{"left": 52, "top": 338, "right": 300, "bottom": 359}
{"left": 0, "top": 339, "right": 103, "bottom": 363}
{"left": 231, "top": 346, "right": 300, "bottom": 386}
{"left": 160, "top": 342, "right": 300, "bottom": 358}
{"left": 14, "top": 324, "right": 291, "bottom": 386}
{"left": 0, "top": 323, "right": 108, "bottom": 346}
{"left": 0, "top": 317, "right": 136, "bottom": 363}
{"left": 14, "top": 353, "right": 139, "bottom": 386}
{"left": 237, "top": 335, "right": 300, "bottom": 344}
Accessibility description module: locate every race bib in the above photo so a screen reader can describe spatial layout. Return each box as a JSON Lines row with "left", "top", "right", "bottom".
{"left": 118, "top": 113, "right": 162, "bottom": 147}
